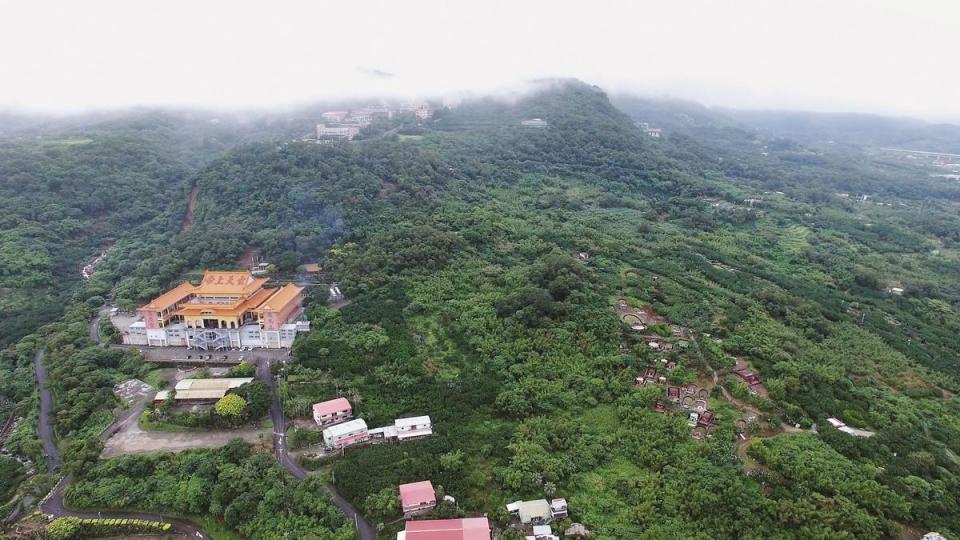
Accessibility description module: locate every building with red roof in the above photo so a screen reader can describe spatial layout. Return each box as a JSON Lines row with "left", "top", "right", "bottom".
{"left": 312, "top": 397, "right": 352, "bottom": 426}
{"left": 399, "top": 480, "right": 437, "bottom": 517}
{"left": 734, "top": 369, "right": 760, "bottom": 385}
{"left": 398, "top": 517, "right": 491, "bottom": 540}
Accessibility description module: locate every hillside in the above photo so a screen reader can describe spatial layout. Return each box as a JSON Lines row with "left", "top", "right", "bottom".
{"left": 2, "top": 81, "right": 960, "bottom": 539}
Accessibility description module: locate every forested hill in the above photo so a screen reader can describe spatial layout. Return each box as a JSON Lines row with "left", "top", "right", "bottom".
{"left": 0, "top": 130, "right": 195, "bottom": 344}
{"left": 613, "top": 93, "right": 960, "bottom": 154}
{"left": 0, "top": 110, "right": 323, "bottom": 345}
{"left": 3, "top": 81, "right": 960, "bottom": 538}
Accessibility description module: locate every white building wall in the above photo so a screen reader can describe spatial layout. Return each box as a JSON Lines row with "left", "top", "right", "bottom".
{"left": 146, "top": 329, "right": 167, "bottom": 347}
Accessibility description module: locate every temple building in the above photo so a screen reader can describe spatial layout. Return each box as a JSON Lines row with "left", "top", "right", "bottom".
{"left": 124, "top": 271, "right": 309, "bottom": 349}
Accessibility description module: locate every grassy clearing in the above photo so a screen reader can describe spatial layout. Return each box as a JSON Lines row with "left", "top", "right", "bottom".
{"left": 142, "top": 368, "right": 168, "bottom": 389}
{"left": 137, "top": 410, "right": 200, "bottom": 432}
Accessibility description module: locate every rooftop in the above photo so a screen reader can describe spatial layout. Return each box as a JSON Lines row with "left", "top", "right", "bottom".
{"left": 313, "top": 397, "right": 351, "bottom": 417}
{"left": 323, "top": 418, "right": 368, "bottom": 438}
{"left": 396, "top": 415, "right": 431, "bottom": 428}
{"left": 143, "top": 282, "right": 196, "bottom": 311}
{"left": 508, "top": 499, "right": 551, "bottom": 523}
{"left": 258, "top": 283, "right": 303, "bottom": 312}
{"left": 399, "top": 480, "right": 436, "bottom": 508}
{"left": 155, "top": 377, "right": 253, "bottom": 401}
{"left": 399, "top": 517, "right": 491, "bottom": 540}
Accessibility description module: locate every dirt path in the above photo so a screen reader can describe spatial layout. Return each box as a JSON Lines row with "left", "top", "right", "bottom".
{"left": 180, "top": 184, "right": 199, "bottom": 231}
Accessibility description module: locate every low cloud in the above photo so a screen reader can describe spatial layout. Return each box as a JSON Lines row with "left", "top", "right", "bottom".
{"left": 1, "top": 0, "right": 957, "bottom": 121}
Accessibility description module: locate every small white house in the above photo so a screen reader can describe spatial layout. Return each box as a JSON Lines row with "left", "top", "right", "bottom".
{"left": 507, "top": 499, "right": 553, "bottom": 525}
{"left": 549, "top": 498, "right": 568, "bottom": 519}
{"left": 395, "top": 416, "right": 432, "bottom": 441}
{"left": 527, "top": 525, "right": 559, "bottom": 540}
{"left": 323, "top": 418, "right": 369, "bottom": 448}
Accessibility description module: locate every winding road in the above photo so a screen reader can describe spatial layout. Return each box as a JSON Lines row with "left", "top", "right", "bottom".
{"left": 34, "top": 347, "right": 208, "bottom": 537}
{"left": 258, "top": 357, "right": 376, "bottom": 540}
{"left": 32, "top": 315, "right": 374, "bottom": 540}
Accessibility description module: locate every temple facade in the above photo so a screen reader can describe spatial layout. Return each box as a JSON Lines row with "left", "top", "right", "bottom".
{"left": 124, "top": 271, "right": 309, "bottom": 349}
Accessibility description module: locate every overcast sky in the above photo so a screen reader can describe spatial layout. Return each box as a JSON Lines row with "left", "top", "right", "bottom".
{"left": 1, "top": 0, "right": 957, "bottom": 120}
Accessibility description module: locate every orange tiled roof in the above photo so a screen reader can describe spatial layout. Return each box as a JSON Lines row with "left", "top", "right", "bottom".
{"left": 144, "top": 271, "right": 302, "bottom": 318}
{"left": 142, "top": 282, "right": 196, "bottom": 311}
{"left": 174, "top": 303, "right": 248, "bottom": 318}
{"left": 258, "top": 284, "right": 303, "bottom": 312}
{"left": 192, "top": 271, "right": 263, "bottom": 295}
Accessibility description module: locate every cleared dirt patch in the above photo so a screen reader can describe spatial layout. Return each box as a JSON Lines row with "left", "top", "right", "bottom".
{"left": 180, "top": 184, "right": 199, "bottom": 231}
{"left": 102, "top": 417, "right": 269, "bottom": 458}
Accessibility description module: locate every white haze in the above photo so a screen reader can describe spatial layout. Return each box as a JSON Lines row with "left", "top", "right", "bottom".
{"left": 1, "top": 0, "right": 958, "bottom": 121}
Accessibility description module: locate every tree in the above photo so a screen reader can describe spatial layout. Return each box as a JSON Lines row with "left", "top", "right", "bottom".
{"left": 215, "top": 394, "right": 247, "bottom": 418}
{"left": 228, "top": 360, "right": 256, "bottom": 377}
{"left": 363, "top": 486, "right": 399, "bottom": 522}
{"left": 46, "top": 517, "right": 82, "bottom": 540}
{"left": 235, "top": 381, "right": 271, "bottom": 418}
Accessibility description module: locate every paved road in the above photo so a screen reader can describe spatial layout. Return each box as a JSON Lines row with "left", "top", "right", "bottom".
{"left": 35, "top": 321, "right": 371, "bottom": 539}
{"left": 41, "top": 477, "right": 206, "bottom": 537}
{"left": 258, "top": 358, "right": 376, "bottom": 540}
{"left": 33, "top": 348, "right": 209, "bottom": 538}
{"left": 34, "top": 350, "right": 59, "bottom": 474}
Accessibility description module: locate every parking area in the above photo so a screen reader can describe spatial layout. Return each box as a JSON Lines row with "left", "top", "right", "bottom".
{"left": 114, "top": 345, "right": 290, "bottom": 363}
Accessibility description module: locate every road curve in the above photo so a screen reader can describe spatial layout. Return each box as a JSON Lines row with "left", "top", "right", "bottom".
{"left": 34, "top": 336, "right": 373, "bottom": 539}
{"left": 33, "top": 347, "right": 208, "bottom": 537}
{"left": 259, "top": 357, "right": 377, "bottom": 540}
{"left": 40, "top": 477, "right": 207, "bottom": 537}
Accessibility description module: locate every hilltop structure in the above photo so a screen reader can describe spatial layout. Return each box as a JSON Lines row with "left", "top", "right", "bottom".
{"left": 124, "top": 271, "right": 308, "bottom": 349}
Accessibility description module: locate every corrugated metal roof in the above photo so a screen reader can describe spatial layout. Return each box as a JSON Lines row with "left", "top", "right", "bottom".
{"left": 395, "top": 415, "right": 431, "bottom": 428}
{"left": 403, "top": 517, "right": 491, "bottom": 540}
{"left": 399, "top": 481, "right": 435, "bottom": 508}
{"left": 175, "top": 378, "right": 253, "bottom": 391}
{"left": 323, "top": 418, "right": 368, "bottom": 438}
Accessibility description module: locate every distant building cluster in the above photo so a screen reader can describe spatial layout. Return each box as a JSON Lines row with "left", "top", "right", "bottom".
{"left": 636, "top": 121, "right": 662, "bottom": 138}
{"left": 314, "top": 103, "right": 433, "bottom": 142}
{"left": 521, "top": 118, "right": 548, "bottom": 128}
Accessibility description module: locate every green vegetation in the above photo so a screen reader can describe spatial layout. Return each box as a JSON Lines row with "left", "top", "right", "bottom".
{"left": 0, "top": 455, "right": 25, "bottom": 501}
{"left": 45, "top": 516, "right": 172, "bottom": 540}
{"left": 66, "top": 441, "right": 353, "bottom": 539}
{"left": 3, "top": 82, "right": 960, "bottom": 538}
{"left": 215, "top": 394, "right": 247, "bottom": 418}
{"left": 144, "top": 380, "right": 270, "bottom": 430}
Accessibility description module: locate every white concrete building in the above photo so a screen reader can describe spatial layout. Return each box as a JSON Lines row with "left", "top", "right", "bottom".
{"left": 395, "top": 415, "right": 432, "bottom": 440}
{"left": 521, "top": 118, "right": 548, "bottom": 128}
{"left": 323, "top": 418, "right": 369, "bottom": 448}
